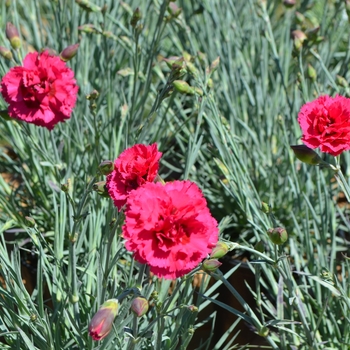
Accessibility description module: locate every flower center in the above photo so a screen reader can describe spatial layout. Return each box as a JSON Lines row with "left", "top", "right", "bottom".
{"left": 155, "top": 212, "right": 190, "bottom": 249}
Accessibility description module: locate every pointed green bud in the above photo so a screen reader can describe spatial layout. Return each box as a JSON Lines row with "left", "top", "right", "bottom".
{"left": 163, "top": 56, "right": 184, "bottom": 70}
{"left": 75, "top": 0, "right": 101, "bottom": 12}
{"left": 202, "top": 259, "right": 222, "bottom": 273}
{"left": 131, "top": 297, "right": 149, "bottom": 317}
{"left": 93, "top": 181, "right": 109, "bottom": 197}
{"left": 267, "top": 227, "right": 288, "bottom": 245}
{"left": 336, "top": 75, "right": 348, "bottom": 88}
{"left": 208, "top": 56, "right": 220, "bottom": 74}
{"left": 25, "top": 216, "right": 36, "bottom": 228}
{"left": 182, "top": 51, "right": 192, "bottom": 62}
{"left": 130, "top": 7, "right": 142, "bottom": 27}
{"left": 89, "top": 299, "right": 119, "bottom": 341}
{"left": 261, "top": 202, "right": 270, "bottom": 214}
{"left": 6, "top": 22, "right": 21, "bottom": 50}
{"left": 60, "top": 43, "right": 79, "bottom": 61}
{"left": 307, "top": 64, "right": 317, "bottom": 82}
{"left": 78, "top": 24, "right": 97, "bottom": 33}
{"left": 0, "top": 46, "right": 12, "bottom": 60}
{"left": 98, "top": 160, "right": 114, "bottom": 175}
{"left": 173, "top": 80, "right": 195, "bottom": 95}
{"left": 210, "top": 241, "right": 229, "bottom": 259}
{"left": 290, "top": 145, "right": 323, "bottom": 165}
{"left": 258, "top": 325, "right": 269, "bottom": 337}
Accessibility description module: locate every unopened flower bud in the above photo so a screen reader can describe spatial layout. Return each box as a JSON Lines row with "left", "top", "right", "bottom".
{"left": 209, "top": 56, "right": 220, "bottom": 74}
{"left": 0, "top": 46, "right": 12, "bottom": 60}
{"left": 25, "top": 216, "right": 36, "bottom": 228}
{"left": 182, "top": 51, "right": 191, "bottom": 63}
{"left": 86, "top": 89, "right": 99, "bottom": 100}
{"left": 291, "top": 30, "right": 307, "bottom": 51}
{"left": 60, "top": 43, "right": 79, "bottom": 61}
{"left": 173, "top": 80, "right": 195, "bottom": 95}
{"left": 61, "top": 182, "right": 69, "bottom": 193}
{"left": 168, "top": 2, "right": 182, "bottom": 17}
{"left": 93, "top": 181, "right": 109, "bottom": 197}
{"left": 307, "top": 64, "right": 317, "bottom": 82}
{"left": 131, "top": 297, "right": 149, "bottom": 317}
{"left": 258, "top": 325, "right": 269, "bottom": 337}
{"left": 187, "top": 305, "right": 198, "bottom": 312}
{"left": 163, "top": 56, "right": 183, "bottom": 69}
{"left": 336, "top": 75, "right": 349, "bottom": 88}
{"left": 130, "top": 7, "right": 142, "bottom": 27}
{"left": 75, "top": 0, "right": 101, "bottom": 12}
{"left": 207, "top": 78, "right": 213, "bottom": 89}
{"left": 89, "top": 299, "right": 119, "bottom": 341}
{"left": 261, "top": 202, "right": 270, "bottom": 214}
{"left": 78, "top": 24, "right": 97, "bottom": 33}
{"left": 98, "top": 160, "right": 114, "bottom": 175}
{"left": 6, "top": 22, "right": 21, "bottom": 50}
{"left": 290, "top": 145, "right": 323, "bottom": 165}
{"left": 267, "top": 227, "right": 288, "bottom": 245}
{"left": 202, "top": 259, "right": 222, "bottom": 273}
{"left": 210, "top": 241, "right": 229, "bottom": 259}
{"left": 283, "top": 0, "right": 296, "bottom": 7}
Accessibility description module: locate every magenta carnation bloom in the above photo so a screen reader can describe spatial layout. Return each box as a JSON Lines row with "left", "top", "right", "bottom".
{"left": 122, "top": 180, "right": 219, "bottom": 279}
{"left": 298, "top": 95, "right": 350, "bottom": 156}
{"left": 0, "top": 51, "right": 78, "bottom": 130}
{"left": 106, "top": 143, "right": 162, "bottom": 210}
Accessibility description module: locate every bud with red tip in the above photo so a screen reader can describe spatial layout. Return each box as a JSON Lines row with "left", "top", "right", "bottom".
{"left": 89, "top": 299, "right": 119, "bottom": 341}
{"left": 131, "top": 297, "right": 149, "bottom": 317}
{"left": 168, "top": 2, "right": 182, "bottom": 17}
{"left": 60, "top": 43, "right": 79, "bottom": 61}
{"left": 6, "top": 22, "right": 21, "bottom": 50}
{"left": 267, "top": 227, "right": 288, "bottom": 245}
{"left": 291, "top": 30, "right": 307, "bottom": 51}
{"left": 0, "top": 46, "right": 12, "bottom": 60}
{"left": 202, "top": 259, "right": 222, "bottom": 273}
{"left": 283, "top": 0, "right": 296, "bottom": 7}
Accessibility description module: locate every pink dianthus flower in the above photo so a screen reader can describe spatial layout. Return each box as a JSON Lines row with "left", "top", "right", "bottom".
{"left": 122, "top": 180, "right": 219, "bottom": 279}
{"left": 106, "top": 143, "right": 162, "bottom": 210}
{"left": 0, "top": 51, "right": 78, "bottom": 130}
{"left": 298, "top": 95, "right": 350, "bottom": 156}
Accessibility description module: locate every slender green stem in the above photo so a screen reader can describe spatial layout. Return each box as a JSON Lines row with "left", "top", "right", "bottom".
{"left": 68, "top": 175, "right": 98, "bottom": 322}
